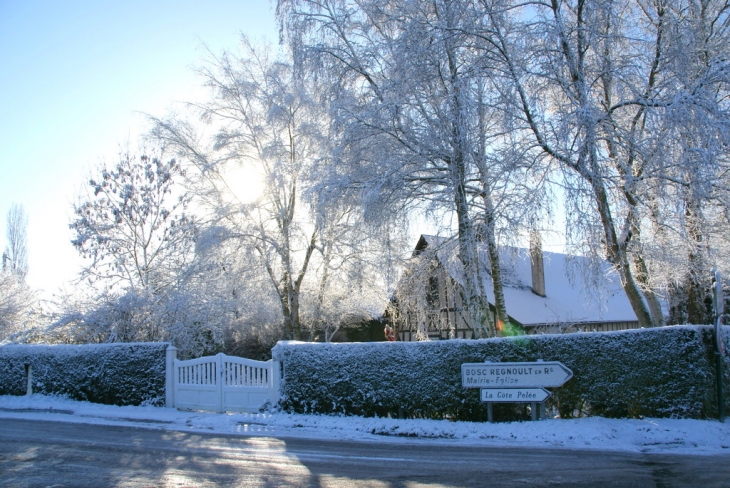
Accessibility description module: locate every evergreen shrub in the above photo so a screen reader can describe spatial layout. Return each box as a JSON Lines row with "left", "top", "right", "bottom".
{"left": 0, "top": 342, "right": 168, "bottom": 406}
{"left": 272, "top": 325, "right": 730, "bottom": 421}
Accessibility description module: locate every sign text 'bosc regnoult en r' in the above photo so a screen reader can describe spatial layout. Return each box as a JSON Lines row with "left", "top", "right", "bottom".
{"left": 461, "top": 361, "right": 573, "bottom": 388}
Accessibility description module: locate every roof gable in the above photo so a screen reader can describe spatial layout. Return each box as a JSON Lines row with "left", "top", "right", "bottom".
{"left": 413, "top": 234, "right": 638, "bottom": 326}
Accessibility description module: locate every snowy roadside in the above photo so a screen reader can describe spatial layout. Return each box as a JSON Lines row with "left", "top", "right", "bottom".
{"left": 1, "top": 394, "right": 729, "bottom": 456}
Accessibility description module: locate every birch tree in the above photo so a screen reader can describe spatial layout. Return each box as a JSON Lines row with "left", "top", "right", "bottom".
{"left": 648, "top": 0, "right": 730, "bottom": 324}
{"left": 278, "top": 0, "right": 730, "bottom": 332}
{"left": 152, "top": 38, "right": 334, "bottom": 340}
{"left": 3, "top": 203, "right": 29, "bottom": 278}
{"left": 476, "top": 0, "right": 729, "bottom": 327}
{"left": 277, "top": 0, "right": 524, "bottom": 337}
{"left": 1, "top": 203, "right": 36, "bottom": 340}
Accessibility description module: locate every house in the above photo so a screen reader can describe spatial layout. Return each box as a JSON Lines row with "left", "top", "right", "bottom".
{"left": 389, "top": 235, "right": 640, "bottom": 340}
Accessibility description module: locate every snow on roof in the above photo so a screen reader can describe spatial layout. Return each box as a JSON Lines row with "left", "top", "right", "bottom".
{"left": 417, "top": 235, "right": 637, "bottom": 326}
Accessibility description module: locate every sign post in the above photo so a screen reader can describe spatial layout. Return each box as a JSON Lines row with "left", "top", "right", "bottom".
{"left": 462, "top": 360, "right": 573, "bottom": 422}
{"left": 712, "top": 269, "right": 725, "bottom": 423}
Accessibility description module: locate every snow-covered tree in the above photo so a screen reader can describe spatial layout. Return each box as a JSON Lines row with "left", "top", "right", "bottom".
{"left": 59, "top": 147, "right": 216, "bottom": 353}
{"left": 152, "top": 37, "right": 392, "bottom": 340}
{"left": 644, "top": 0, "right": 730, "bottom": 324}
{"left": 277, "top": 0, "right": 730, "bottom": 332}
{"left": 276, "top": 0, "right": 523, "bottom": 337}
{"left": 301, "top": 205, "right": 400, "bottom": 341}
{"left": 0, "top": 273, "right": 38, "bottom": 341}
{"left": 478, "top": 0, "right": 730, "bottom": 327}
{"left": 50, "top": 286, "right": 221, "bottom": 358}
{"left": 0, "top": 203, "right": 38, "bottom": 341}
{"left": 3, "top": 203, "right": 29, "bottom": 278}
{"left": 70, "top": 148, "right": 195, "bottom": 292}
{"left": 151, "top": 39, "right": 319, "bottom": 341}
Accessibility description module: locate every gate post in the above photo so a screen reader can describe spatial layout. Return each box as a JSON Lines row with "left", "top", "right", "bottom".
{"left": 216, "top": 353, "right": 225, "bottom": 413}
{"left": 25, "top": 364, "right": 32, "bottom": 396}
{"left": 270, "top": 360, "right": 281, "bottom": 405}
{"left": 166, "top": 345, "right": 177, "bottom": 408}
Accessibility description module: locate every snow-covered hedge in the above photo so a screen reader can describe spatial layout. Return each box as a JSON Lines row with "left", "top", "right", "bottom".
{"left": 272, "top": 325, "right": 730, "bottom": 420}
{"left": 0, "top": 342, "right": 168, "bottom": 406}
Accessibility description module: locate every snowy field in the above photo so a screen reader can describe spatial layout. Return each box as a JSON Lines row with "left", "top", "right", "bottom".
{"left": 1, "top": 394, "right": 730, "bottom": 456}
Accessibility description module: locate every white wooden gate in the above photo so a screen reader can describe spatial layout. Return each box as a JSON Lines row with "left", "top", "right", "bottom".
{"left": 168, "top": 351, "right": 280, "bottom": 413}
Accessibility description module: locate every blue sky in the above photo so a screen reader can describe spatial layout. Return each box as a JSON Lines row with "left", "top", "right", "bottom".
{"left": 0, "top": 1, "right": 278, "bottom": 297}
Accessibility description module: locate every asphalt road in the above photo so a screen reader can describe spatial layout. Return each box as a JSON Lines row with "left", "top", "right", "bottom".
{"left": 1, "top": 418, "right": 729, "bottom": 487}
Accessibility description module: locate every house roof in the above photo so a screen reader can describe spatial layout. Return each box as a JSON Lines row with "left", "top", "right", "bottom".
{"left": 416, "top": 234, "right": 638, "bottom": 327}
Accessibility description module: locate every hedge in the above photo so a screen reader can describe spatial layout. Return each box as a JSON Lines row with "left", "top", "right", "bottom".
{"left": 272, "top": 325, "right": 730, "bottom": 421}
{"left": 0, "top": 342, "right": 168, "bottom": 406}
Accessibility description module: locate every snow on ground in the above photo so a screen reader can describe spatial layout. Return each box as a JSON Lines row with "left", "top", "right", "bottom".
{"left": 1, "top": 394, "right": 729, "bottom": 455}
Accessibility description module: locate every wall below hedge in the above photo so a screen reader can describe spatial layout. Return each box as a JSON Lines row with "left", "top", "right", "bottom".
{"left": 0, "top": 343, "right": 168, "bottom": 406}
{"left": 272, "top": 325, "right": 730, "bottom": 421}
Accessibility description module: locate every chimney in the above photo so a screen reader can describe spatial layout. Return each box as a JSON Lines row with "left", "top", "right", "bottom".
{"left": 530, "top": 231, "right": 546, "bottom": 297}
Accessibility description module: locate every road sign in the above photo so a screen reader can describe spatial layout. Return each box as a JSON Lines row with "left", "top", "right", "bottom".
{"left": 480, "top": 388, "right": 551, "bottom": 403}
{"left": 462, "top": 361, "right": 573, "bottom": 388}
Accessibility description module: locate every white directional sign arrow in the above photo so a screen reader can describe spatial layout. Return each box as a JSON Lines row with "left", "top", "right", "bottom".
{"left": 480, "top": 388, "right": 551, "bottom": 403}
{"left": 462, "top": 361, "right": 573, "bottom": 388}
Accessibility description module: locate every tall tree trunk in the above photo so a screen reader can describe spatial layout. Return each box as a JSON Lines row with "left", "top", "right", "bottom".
{"left": 455, "top": 186, "right": 493, "bottom": 338}
{"left": 548, "top": 1, "right": 655, "bottom": 329}
{"left": 483, "top": 191, "right": 508, "bottom": 330}
{"left": 314, "top": 241, "right": 335, "bottom": 342}
{"left": 445, "top": 27, "right": 494, "bottom": 339}
{"left": 588, "top": 172, "right": 654, "bottom": 328}
{"left": 628, "top": 216, "right": 665, "bottom": 327}
{"left": 685, "top": 200, "right": 711, "bottom": 324}
{"left": 632, "top": 252, "right": 665, "bottom": 327}
{"left": 452, "top": 115, "right": 492, "bottom": 338}
{"left": 476, "top": 80, "right": 508, "bottom": 330}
